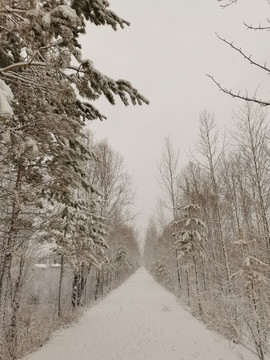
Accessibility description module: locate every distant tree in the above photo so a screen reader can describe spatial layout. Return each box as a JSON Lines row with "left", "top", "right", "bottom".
{"left": 143, "top": 217, "right": 159, "bottom": 270}
{"left": 232, "top": 103, "right": 270, "bottom": 264}
{"left": 102, "top": 221, "right": 140, "bottom": 294}
{"left": 195, "top": 112, "right": 230, "bottom": 291}
{"left": 88, "top": 137, "right": 135, "bottom": 224}
{"left": 157, "top": 136, "right": 182, "bottom": 290}
{"left": 173, "top": 204, "right": 206, "bottom": 317}
{"left": 151, "top": 258, "right": 171, "bottom": 286}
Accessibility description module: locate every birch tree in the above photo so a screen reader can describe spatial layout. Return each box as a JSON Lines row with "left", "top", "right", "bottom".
{"left": 196, "top": 111, "right": 231, "bottom": 291}
{"left": 157, "top": 136, "right": 182, "bottom": 290}
{"left": 233, "top": 103, "right": 270, "bottom": 264}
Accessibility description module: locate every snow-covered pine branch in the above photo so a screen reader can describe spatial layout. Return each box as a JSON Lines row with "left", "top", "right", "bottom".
{"left": 0, "top": 1, "right": 149, "bottom": 119}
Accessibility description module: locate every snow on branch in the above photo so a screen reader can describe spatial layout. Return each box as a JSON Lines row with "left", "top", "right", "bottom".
{"left": 85, "top": 0, "right": 130, "bottom": 30}
{"left": 0, "top": 2, "right": 149, "bottom": 116}
{"left": 1, "top": 61, "right": 47, "bottom": 74}
{"left": 0, "top": 79, "right": 13, "bottom": 115}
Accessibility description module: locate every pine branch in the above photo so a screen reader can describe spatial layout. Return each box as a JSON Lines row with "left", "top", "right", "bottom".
{"left": 0, "top": 61, "right": 47, "bottom": 73}
{"left": 0, "top": 5, "right": 27, "bottom": 24}
{"left": 0, "top": 5, "right": 28, "bottom": 15}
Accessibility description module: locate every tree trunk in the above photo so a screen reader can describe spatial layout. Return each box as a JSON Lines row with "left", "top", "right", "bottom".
{"left": 0, "top": 160, "right": 23, "bottom": 342}
{"left": 186, "top": 270, "right": 190, "bottom": 307}
{"left": 193, "top": 254, "right": 203, "bottom": 318}
{"left": 94, "top": 269, "right": 101, "bottom": 301}
{"left": 249, "top": 282, "right": 265, "bottom": 360}
{"left": 9, "top": 255, "right": 25, "bottom": 359}
{"left": 71, "top": 268, "right": 82, "bottom": 309}
{"left": 57, "top": 255, "right": 64, "bottom": 317}
{"left": 175, "top": 249, "right": 182, "bottom": 293}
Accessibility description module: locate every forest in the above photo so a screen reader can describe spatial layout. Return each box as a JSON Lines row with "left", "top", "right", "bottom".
{"left": 1, "top": 1, "right": 270, "bottom": 360}
{"left": 0, "top": 1, "right": 147, "bottom": 359}
{"left": 144, "top": 105, "right": 270, "bottom": 360}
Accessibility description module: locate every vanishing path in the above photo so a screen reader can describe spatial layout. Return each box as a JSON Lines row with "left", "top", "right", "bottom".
{"left": 24, "top": 268, "right": 248, "bottom": 360}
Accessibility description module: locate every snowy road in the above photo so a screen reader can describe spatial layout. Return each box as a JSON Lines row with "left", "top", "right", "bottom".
{"left": 24, "top": 268, "right": 250, "bottom": 360}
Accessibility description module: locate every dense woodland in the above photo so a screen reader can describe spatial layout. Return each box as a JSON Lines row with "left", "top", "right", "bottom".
{"left": 0, "top": 1, "right": 146, "bottom": 359}
{"left": 144, "top": 105, "right": 270, "bottom": 360}
{"left": 1, "top": 0, "right": 270, "bottom": 360}
{"left": 143, "top": 2, "right": 270, "bottom": 359}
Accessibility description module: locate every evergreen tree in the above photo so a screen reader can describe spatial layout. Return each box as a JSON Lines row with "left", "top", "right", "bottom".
{"left": 0, "top": 1, "right": 149, "bottom": 119}
{"left": 173, "top": 204, "right": 206, "bottom": 317}
{"left": 232, "top": 237, "right": 269, "bottom": 360}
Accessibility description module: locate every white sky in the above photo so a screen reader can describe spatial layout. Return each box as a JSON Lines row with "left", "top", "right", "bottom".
{"left": 81, "top": 0, "right": 270, "bottom": 236}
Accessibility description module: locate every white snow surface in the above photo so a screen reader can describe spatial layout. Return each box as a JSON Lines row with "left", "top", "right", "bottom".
{"left": 23, "top": 268, "right": 259, "bottom": 360}
{"left": 0, "top": 79, "right": 13, "bottom": 115}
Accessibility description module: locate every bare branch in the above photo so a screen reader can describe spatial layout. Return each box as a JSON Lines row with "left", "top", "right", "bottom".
{"left": 244, "top": 20, "right": 270, "bottom": 31}
{"left": 216, "top": 33, "right": 270, "bottom": 74}
{"left": 207, "top": 74, "right": 270, "bottom": 106}
{"left": 0, "top": 61, "right": 47, "bottom": 74}
{"left": 0, "top": 5, "right": 27, "bottom": 14}
{"left": 217, "top": 0, "right": 238, "bottom": 8}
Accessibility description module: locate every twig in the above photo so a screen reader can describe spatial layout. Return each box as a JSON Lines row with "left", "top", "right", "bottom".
{"left": 216, "top": 33, "right": 270, "bottom": 74}
{"left": 206, "top": 74, "right": 270, "bottom": 107}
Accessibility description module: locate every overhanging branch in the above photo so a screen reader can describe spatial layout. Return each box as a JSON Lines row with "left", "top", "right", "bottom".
{"left": 0, "top": 61, "right": 47, "bottom": 73}
{"left": 206, "top": 74, "right": 270, "bottom": 106}
{"left": 216, "top": 33, "right": 270, "bottom": 74}
{"left": 244, "top": 19, "right": 270, "bottom": 31}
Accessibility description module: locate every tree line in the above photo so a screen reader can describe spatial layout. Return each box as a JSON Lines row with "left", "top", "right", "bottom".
{"left": 0, "top": 1, "right": 147, "bottom": 359}
{"left": 145, "top": 2, "right": 270, "bottom": 359}
{"left": 144, "top": 105, "right": 270, "bottom": 360}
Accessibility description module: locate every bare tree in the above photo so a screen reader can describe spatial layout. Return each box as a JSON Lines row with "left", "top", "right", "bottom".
{"left": 157, "top": 136, "right": 182, "bottom": 291}
{"left": 233, "top": 103, "right": 270, "bottom": 263}
{"left": 195, "top": 111, "right": 231, "bottom": 291}
{"left": 91, "top": 139, "right": 135, "bottom": 224}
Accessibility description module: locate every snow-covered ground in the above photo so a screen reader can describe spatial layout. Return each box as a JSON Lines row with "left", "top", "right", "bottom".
{"left": 23, "top": 268, "right": 259, "bottom": 360}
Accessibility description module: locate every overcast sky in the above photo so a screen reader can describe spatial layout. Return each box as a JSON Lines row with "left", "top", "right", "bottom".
{"left": 81, "top": 0, "right": 270, "bottom": 236}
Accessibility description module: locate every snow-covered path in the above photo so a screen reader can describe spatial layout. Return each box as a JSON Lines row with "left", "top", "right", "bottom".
{"left": 24, "top": 268, "right": 248, "bottom": 360}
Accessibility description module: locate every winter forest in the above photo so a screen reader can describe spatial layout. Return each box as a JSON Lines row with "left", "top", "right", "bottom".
{"left": 1, "top": 1, "right": 270, "bottom": 360}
